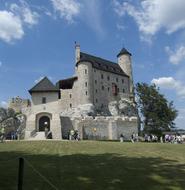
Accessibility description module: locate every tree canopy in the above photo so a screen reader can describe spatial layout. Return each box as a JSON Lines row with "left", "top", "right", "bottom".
{"left": 135, "top": 83, "right": 178, "bottom": 135}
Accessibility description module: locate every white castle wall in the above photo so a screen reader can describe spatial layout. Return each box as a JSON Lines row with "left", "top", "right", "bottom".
{"left": 61, "top": 116, "right": 138, "bottom": 140}
{"left": 91, "top": 68, "right": 130, "bottom": 110}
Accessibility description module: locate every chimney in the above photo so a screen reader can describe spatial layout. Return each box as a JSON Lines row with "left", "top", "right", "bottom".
{"left": 75, "top": 42, "right": 80, "bottom": 63}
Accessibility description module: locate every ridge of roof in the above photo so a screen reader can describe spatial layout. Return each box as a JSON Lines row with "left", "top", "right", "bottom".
{"left": 29, "top": 76, "right": 59, "bottom": 94}
{"left": 76, "top": 52, "right": 129, "bottom": 77}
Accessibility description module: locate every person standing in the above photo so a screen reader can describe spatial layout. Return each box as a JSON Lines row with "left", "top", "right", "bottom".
{"left": 0, "top": 127, "right": 5, "bottom": 143}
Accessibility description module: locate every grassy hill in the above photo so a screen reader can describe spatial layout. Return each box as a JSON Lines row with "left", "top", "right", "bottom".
{"left": 0, "top": 141, "right": 185, "bottom": 190}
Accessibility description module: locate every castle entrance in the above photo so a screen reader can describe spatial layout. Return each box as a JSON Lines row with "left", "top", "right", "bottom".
{"left": 39, "top": 116, "right": 50, "bottom": 131}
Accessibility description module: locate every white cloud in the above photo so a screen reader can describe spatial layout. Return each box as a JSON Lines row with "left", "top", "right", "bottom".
{"left": 151, "top": 77, "right": 185, "bottom": 98}
{"left": 0, "top": 11, "right": 24, "bottom": 43}
{"left": 113, "top": 0, "right": 185, "bottom": 40}
{"left": 50, "top": 0, "right": 81, "bottom": 23}
{"left": 165, "top": 46, "right": 185, "bottom": 65}
{"left": 10, "top": 1, "right": 39, "bottom": 26}
{"left": 116, "top": 23, "right": 125, "bottom": 31}
{"left": 0, "top": 101, "right": 8, "bottom": 108}
{"left": 0, "top": 0, "right": 39, "bottom": 43}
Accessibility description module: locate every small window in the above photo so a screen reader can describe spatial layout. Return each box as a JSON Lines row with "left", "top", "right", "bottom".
{"left": 95, "top": 80, "right": 97, "bottom": 84}
{"left": 123, "top": 89, "right": 125, "bottom": 93}
{"left": 107, "top": 76, "right": 110, "bottom": 81}
{"left": 86, "top": 91, "right": 88, "bottom": 95}
{"left": 94, "top": 69, "right": 96, "bottom": 72}
{"left": 70, "top": 94, "right": 72, "bottom": 98}
{"left": 70, "top": 103, "right": 72, "bottom": 108}
{"left": 85, "top": 82, "right": 87, "bottom": 87}
{"left": 122, "top": 79, "right": 124, "bottom": 83}
{"left": 117, "top": 88, "right": 119, "bottom": 93}
{"left": 42, "top": 97, "right": 46, "bottom": 104}
{"left": 96, "top": 99, "right": 98, "bottom": 103}
{"left": 85, "top": 69, "right": 87, "bottom": 74}
{"left": 101, "top": 74, "right": 104, "bottom": 79}
{"left": 96, "top": 89, "right": 98, "bottom": 93}
{"left": 116, "top": 78, "right": 118, "bottom": 82}
{"left": 102, "top": 86, "right": 104, "bottom": 90}
{"left": 108, "top": 87, "right": 110, "bottom": 92}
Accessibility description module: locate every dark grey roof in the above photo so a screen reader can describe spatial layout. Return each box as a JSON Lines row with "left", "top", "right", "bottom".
{"left": 76, "top": 52, "right": 129, "bottom": 77}
{"left": 29, "top": 77, "right": 59, "bottom": 94}
{"left": 56, "top": 76, "right": 78, "bottom": 89}
{"left": 117, "top": 48, "right": 132, "bottom": 57}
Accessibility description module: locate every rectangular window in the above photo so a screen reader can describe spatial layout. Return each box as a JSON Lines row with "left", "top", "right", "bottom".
{"left": 85, "top": 69, "right": 87, "bottom": 74}
{"left": 101, "top": 74, "right": 104, "bottom": 79}
{"left": 70, "top": 103, "right": 72, "bottom": 108}
{"left": 42, "top": 97, "right": 46, "bottom": 104}
{"left": 112, "top": 83, "right": 118, "bottom": 96}
{"left": 70, "top": 94, "right": 72, "bottom": 98}
{"left": 122, "top": 79, "right": 124, "bottom": 83}
{"left": 95, "top": 80, "right": 97, "bottom": 84}
{"left": 85, "top": 82, "right": 87, "bottom": 87}
{"left": 96, "top": 89, "right": 98, "bottom": 93}
{"left": 96, "top": 99, "right": 98, "bottom": 103}
{"left": 107, "top": 76, "right": 110, "bottom": 81}
{"left": 108, "top": 87, "right": 110, "bottom": 92}
{"left": 116, "top": 78, "right": 118, "bottom": 82}
{"left": 102, "top": 86, "right": 104, "bottom": 90}
{"left": 86, "top": 91, "right": 88, "bottom": 95}
{"left": 123, "top": 89, "right": 125, "bottom": 93}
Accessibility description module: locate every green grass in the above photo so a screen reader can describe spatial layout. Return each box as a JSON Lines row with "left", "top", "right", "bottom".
{"left": 0, "top": 141, "right": 185, "bottom": 190}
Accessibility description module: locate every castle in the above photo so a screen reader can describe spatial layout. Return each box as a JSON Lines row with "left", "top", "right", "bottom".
{"left": 9, "top": 45, "right": 138, "bottom": 140}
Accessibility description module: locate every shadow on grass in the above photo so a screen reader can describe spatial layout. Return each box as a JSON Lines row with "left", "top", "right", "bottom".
{"left": 0, "top": 152, "right": 185, "bottom": 190}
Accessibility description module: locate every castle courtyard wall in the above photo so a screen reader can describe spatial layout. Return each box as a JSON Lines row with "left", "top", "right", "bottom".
{"left": 61, "top": 116, "right": 138, "bottom": 140}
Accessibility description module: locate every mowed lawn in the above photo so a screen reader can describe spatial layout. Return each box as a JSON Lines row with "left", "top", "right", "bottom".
{"left": 0, "top": 141, "right": 185, "bottom": 190}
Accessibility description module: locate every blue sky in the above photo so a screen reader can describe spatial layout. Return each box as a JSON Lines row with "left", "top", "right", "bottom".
{"left": 0, "top": 0, "right": 185, "bottom": 129}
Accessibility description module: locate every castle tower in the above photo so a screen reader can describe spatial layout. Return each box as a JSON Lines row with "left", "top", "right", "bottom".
{"left": 75, "top": 43, "right": 80, "bottom": 63}
{"left": 117, "top": 48, "right": 134, "bottom": 95}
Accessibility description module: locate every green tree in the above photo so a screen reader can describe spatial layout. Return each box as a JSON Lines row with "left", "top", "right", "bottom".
{"left": 136, "top": 83, "right": 178, "bottom": 135}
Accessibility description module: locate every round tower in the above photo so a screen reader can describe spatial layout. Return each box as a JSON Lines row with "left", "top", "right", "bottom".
{"left": 117, "top": 48, "right": 134, "bottom": 95}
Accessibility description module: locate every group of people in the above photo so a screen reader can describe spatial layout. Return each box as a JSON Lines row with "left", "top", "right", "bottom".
{"left": 144, "top": 134, "right": 158, "bottom": 142}
{"left": 69, "top": 130, "right": 80, "bottom": 141}
{"left": 119, "top": 133, "right": 185, "bottom": 143}
{"left": 164, "top": 134, "right": 184, "bottom": 144}
{"left": 120, "top": 133, "right": 139, "bottom": 143}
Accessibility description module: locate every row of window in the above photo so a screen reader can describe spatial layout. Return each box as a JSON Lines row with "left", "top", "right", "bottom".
{"left": 84, "top": 69, "right": 125, "bottom": 83}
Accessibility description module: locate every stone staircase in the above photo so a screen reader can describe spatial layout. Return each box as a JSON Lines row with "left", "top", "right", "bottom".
{"left": 28, "top": 132, "right": 46, "bottom": 140}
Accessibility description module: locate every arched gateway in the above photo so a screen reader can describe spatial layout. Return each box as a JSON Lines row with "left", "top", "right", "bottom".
{"left": 36, "top": 113, "right": 52, "bottom": 132}
{"left": 39, "top": 116, "right": 50, "bottom": 131}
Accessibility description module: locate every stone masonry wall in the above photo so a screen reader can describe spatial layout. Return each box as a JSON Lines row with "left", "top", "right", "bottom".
{"left": 61, "top": 116, "right": 138, "bottom": 140}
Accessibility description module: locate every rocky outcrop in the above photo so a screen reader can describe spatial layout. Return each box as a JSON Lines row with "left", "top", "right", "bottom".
{"left": 108, "top": 98, "right": 137, "bottom": 117}
{"left": 61, "top": 104, "right": 95, "bottom": 118}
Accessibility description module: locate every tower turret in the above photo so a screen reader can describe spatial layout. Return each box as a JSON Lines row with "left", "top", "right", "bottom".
{"left": 117, "top": 48, "right": 134, "bottom": 94}
{"left": 75, "top": 42, "right": 80, "bottom": 63}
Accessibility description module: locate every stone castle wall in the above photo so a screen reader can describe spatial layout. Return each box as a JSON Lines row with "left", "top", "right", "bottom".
{"left": 61, "top": 116, "right": 138, "bottom": 140}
